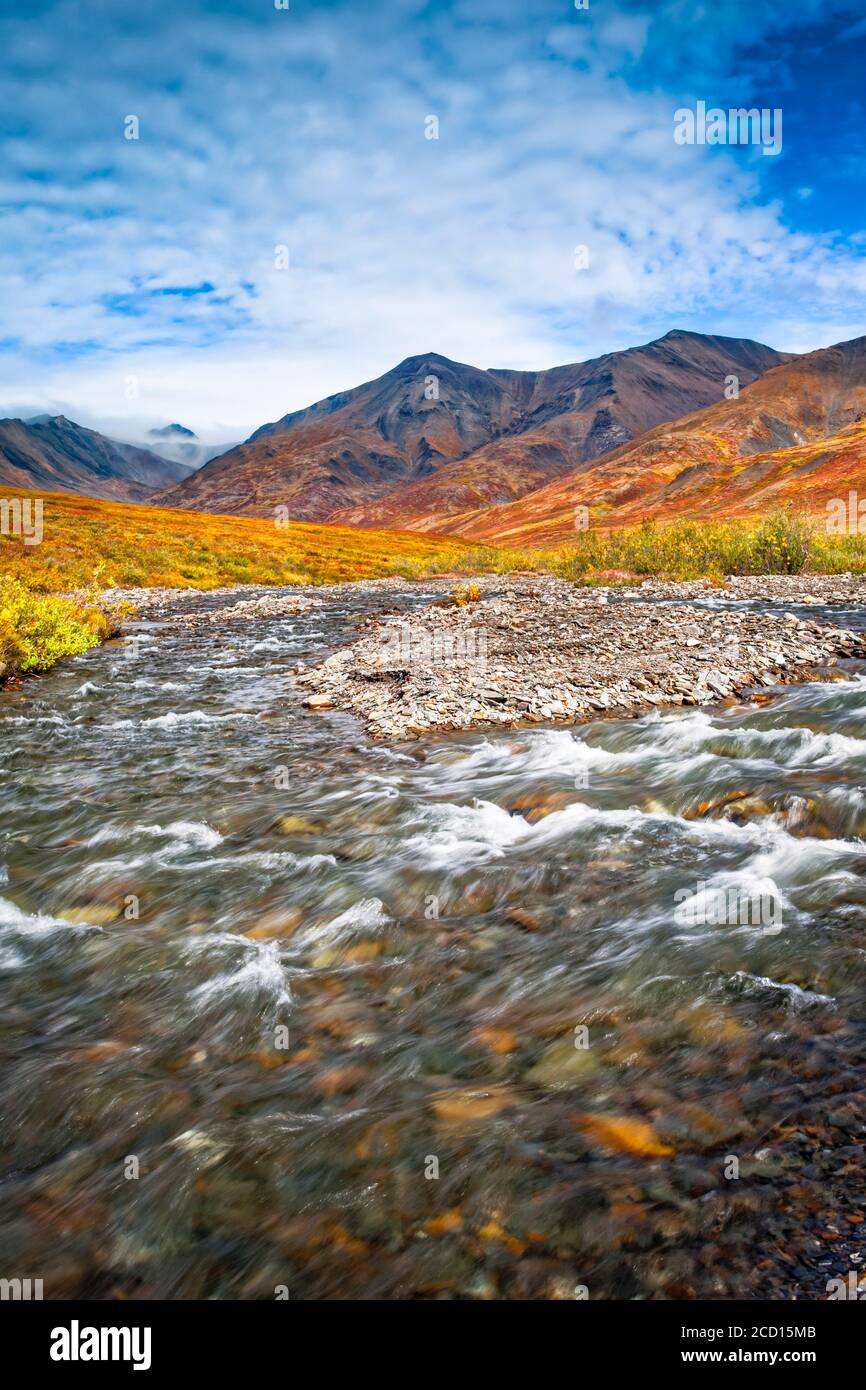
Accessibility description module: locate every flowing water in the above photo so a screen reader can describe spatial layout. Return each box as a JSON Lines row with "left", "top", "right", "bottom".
{"left": 1, "top": 585, "right": 865, "bottom": 1300}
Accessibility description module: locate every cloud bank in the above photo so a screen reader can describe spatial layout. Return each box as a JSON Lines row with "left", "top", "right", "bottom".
{"left": 1, "top": 0, "right": 865, "bottom": 437}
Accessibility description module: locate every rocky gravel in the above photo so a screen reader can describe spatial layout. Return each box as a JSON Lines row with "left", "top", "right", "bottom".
{"left": 295, "top": 574, "right": 866, "bottom": 739}
{"left": 96, "top": 585, "right": 323, "bottom": 624}
{"left": 167, "top": 591, "right": 322, "bottom": 627}
{"left": 619, "top": 573, "right": 866, "bottom": 605}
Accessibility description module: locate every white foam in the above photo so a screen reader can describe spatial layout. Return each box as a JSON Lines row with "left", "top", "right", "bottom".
{"left": 191, "top": 939, "right": 292, "bottom": 1008}
{"left": 251, "top": 637, "right": 293, "bottom": 652}
{"left": 194, "top": 850, "right": 337, "bottom": 872}
{"left": 294, "top": 896, "right": 389, "bottom": 950}
{"left": 130, "top": 679, "right": 187, "bottom": 692}
{"left": 406, "top": 797, "right": 657, "bottom": 867}
{"left": 742, "top": 832, "right": 862, "bottom": 885}
{"left": 406, "top": 778, "right": 866, "bottom": 873}
{"left": 86, "top": 820, "right": 224, "bottom": 850}
{"left": 141, "top": 710, "right": 255, "bottom": 729}
{"left": 430, "top": 724, "right": 727, "bottom": 795}
{"left": 407, "top": 799, "right": 533, "bottom": 865}
{"left": 725, "top": 725, "right": 866, "bottom": 764}
{"left": 440, "top": 730, "right": 621, "bottom": 778}
{"left": 0, "top": 895, "right": 99, "bottom": 936}
{"left": 1, "top": 714, "right": 68, "bottom": 726}
{"left": 730, "top": 971, "right": 834, "bottom": 1008}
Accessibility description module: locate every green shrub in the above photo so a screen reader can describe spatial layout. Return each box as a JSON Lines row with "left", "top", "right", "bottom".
{"left": 0, "top": 575, "right": 113, "bottom": 678}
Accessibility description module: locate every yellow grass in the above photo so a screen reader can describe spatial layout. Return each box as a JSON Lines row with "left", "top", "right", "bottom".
{"left": 432, "top": 511, "right": 866, "bottom": 580}
{"left": 3, "top": 494, "right": 864, "bottom": 684}
{"left": 0, "top": 488, "right": 478, "bottom": 592}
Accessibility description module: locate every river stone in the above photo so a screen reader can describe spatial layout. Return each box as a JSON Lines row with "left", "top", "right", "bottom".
{"left": 245, "top": 907, "right": 303, "bottom": 940}
{"left": 526, "top": 1037, "right": 599, "bottom": 1089}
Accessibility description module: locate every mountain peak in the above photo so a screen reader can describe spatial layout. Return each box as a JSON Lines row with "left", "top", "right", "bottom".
{"left": 149, "top": 423, "right": 198, "bottom": 439}
{"left": 391, "top": 351, "right": 465, "bottom": 374}
{"left": 26, "top": 413, "right": 75, "bottom": 427}
{"left": 159, "top": 332, "right": 789, "bottom": 524}
{"left": 655, "top": 328, "right": 767, "bottom": 348}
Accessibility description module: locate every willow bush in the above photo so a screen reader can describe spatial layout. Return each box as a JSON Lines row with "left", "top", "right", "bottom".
{"left": 0, "top": 575, "right": 116, "bottom": 678}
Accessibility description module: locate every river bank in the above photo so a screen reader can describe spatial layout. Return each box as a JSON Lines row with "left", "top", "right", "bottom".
{"left": 0, "top": 575, "right": 123, "bottom": 685}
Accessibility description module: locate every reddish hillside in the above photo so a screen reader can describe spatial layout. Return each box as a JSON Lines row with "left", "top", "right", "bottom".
{"left": 156, "top": 353, "right": 526, "bottom": 520}
{"left": 158, "top": 333, "right": 787, "bottom": 524}
{"left": 331, "top": 332, "right": 787, "bottom": 529}
{"left": 439, "top": 336, "right": 866, "bottom": 545}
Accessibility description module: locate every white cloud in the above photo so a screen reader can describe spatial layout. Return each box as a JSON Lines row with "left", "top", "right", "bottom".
{"left": 0, "top": 0, "right": 864, "bottom": 439}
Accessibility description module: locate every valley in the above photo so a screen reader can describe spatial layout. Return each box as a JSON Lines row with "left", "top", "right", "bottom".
{"left": 7, "top": 331, "right": 866, "bottom": 552}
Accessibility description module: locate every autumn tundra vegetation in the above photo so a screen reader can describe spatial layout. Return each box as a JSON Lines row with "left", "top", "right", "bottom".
{"left": 0, "top": 575, "right": 120, "bottom": 680}
{"left": 0, "top": 488, "right": 476, "bottom": 678}
{"left": 2, "top": 486, "right": 866, "bottom": 681}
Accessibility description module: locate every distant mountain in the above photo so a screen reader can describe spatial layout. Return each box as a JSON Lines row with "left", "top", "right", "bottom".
{"left": 149, "top": 423, "right": 197, "bottom": 439}
{"left": 0, "top": 415, "right": 194, "bottom": 503}
{"left": 439, "top": 335, "right": 866, "bottom": 544}
{"left": 155, "top": 352, "right": 528, "bottom": 518}
{"left": 157, "top": 333, "right": 788, "bottom": 523}
{"left": 143, "top": 422, "right": 238, "bottom": 473}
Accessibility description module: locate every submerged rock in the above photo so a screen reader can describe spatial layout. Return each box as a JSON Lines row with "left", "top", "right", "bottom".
{"left": 244, "top": 907, "right": 303, "bottom": 940}
{"left": 526, "top": 1037, "right": 599, "bottom": 1089}
{"left": 691, "top": 789, "right": 773, "bottom": 823}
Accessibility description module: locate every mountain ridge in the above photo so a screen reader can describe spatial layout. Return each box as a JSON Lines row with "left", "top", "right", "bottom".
{"left": 157, "top": 331, "right": 790, "bottom": 523}
{"left": 434, "top": 334, "right": 866, "bottom": 544}
{"left": 0, "top": 415, "right": 194, "bottom": 504}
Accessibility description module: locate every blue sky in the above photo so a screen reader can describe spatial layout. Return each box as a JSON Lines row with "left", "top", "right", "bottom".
{"left": 1, "top": 0, "right": 865, "bottom": 439}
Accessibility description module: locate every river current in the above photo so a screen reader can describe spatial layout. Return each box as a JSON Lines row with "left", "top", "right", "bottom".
{"left": 1, "top": 585, "right": 864, "bottom": 1299}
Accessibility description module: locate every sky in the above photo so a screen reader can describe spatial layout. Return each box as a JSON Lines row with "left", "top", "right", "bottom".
{"left": 1, "top": 0, "right": 866, "bottom": 443}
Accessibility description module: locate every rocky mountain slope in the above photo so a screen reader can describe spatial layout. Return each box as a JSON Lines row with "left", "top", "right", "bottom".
{"left": 438, "top": 335, "right": 866, "bottom": 545}
{"left": 157, "top": 333, "right": 788, "bottom": 524}
{"left": 0, "top": 415, "right": 193, "bottom": 504}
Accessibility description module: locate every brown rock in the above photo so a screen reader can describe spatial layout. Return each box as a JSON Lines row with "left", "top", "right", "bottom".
{"left": 244, "top": 907, "right": 303, "bottom": 940}
{"left": 431, "top": 1085, "right": 518, "bottom": 1128}
{"left": 505, "top": 906, "right": 543, "bottom": 932}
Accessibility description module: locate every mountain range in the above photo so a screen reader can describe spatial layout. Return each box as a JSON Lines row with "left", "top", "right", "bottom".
{"left": 156, "top": 331, "right": 788, "bottom": 524}
{"left": 4, "top": 330, "right": 866, "bottom": 542}
{"left": 438, "top": 334, "right": 866, "bottom": 544}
